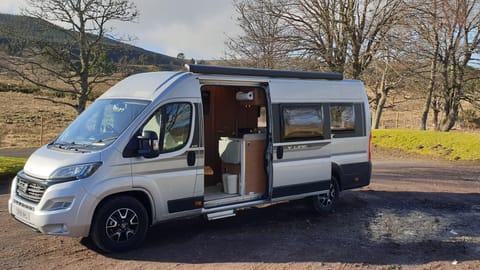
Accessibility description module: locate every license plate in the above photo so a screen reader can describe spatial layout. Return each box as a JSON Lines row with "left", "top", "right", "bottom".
{"left": 12, "top": 203, "right": 31, "bottom": 223}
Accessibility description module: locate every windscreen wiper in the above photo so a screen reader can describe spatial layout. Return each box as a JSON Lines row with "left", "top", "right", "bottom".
{"left": 82, "top": 136, "right": 118, "bottom": 147}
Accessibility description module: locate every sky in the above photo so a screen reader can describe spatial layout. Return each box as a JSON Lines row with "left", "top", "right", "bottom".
{"left": 0, "top": 0, "right": 241, "bottom": 60}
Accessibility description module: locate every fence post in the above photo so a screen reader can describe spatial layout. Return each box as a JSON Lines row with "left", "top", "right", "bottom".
{"left": 395, "top": 112, "right": 399, "bottom": 129}
{"left": 40, "top": 114, "right": 44, "bottom": 146}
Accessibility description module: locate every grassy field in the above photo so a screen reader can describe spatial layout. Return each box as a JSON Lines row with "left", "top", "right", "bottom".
{"left": 372, "top": 129, "right": 480, "bottom": 161}
{"left": 0, "top": 156, "right": 26, "bottom": 181}
{"left": 0, "top": 92, "right": 77, "bottom": 148}
{"left": 0, "top": 129, "right": 478, "bottom": 184}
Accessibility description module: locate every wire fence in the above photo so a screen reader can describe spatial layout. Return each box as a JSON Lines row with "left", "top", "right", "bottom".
{"left": 378, "top": 111, "right": 480, "bottom": 132}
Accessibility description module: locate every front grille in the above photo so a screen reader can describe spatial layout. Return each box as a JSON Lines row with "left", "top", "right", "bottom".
{"left": 16, "top": 176, "right": 47, "bottom": 203}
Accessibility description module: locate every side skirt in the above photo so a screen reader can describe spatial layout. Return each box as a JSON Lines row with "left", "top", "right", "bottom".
{"left": 167, "top": 196, "right": 204, "bottom": 213}
{"left": 272, "top": 180, "right": 331, "bottom": 199}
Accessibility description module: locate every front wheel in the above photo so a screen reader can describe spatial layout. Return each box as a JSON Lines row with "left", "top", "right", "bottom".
{"left": 311, "top": 176, "right": 339, "bottom": 214}
{"left": 90, "top": 196, "right": 149, "bottom": 253}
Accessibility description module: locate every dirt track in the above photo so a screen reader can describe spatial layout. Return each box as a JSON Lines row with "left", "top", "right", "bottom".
{"left": 1, "top": 158, "right": 479, "bottom": 269}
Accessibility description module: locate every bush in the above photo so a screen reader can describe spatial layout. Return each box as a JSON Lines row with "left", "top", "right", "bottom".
{"left": 0, "top": 82, "right": 40, "bottom": 94}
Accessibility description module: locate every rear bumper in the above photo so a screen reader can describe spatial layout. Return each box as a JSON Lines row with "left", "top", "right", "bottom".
{"left": 337, "top": 161, "right": 371, "bottom": 190}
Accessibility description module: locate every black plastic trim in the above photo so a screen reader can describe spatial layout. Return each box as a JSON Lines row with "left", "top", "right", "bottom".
{"left": 272, "top": 180, "right": 330, "bottom": 198}
{"left": 167, "top": 196, "right": 204, "bottom": 213}
{"left": 336, "top": 161, "right": 372, "bottom": 190}
{"left": 192, "top": 103, "right": 202, "bottom": 148}
{"left": 188, "top": 64, "right": 343, "bottom": 80}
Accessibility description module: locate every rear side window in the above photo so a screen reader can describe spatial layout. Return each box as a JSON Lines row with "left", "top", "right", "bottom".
{"left": 282, "top": 105, "right": 324, "bottom": 141}
{"left": 329, "top": 103, "right": 365, "bottom": 138}
{"left": 330, "top": 104, "right": 355, "bottom": 132}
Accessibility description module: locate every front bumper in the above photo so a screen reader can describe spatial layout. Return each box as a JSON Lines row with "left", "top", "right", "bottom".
{"left": 8, "top": 176, "right": 97, "bottom": 237}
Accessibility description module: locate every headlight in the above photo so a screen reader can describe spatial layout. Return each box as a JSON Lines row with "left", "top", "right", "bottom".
{"left": 49, "top": 162, "right": 102, "bottom": 181}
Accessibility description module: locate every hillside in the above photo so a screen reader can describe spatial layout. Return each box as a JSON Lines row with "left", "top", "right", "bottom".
{"left": 0, "top": 13, "right": 187, "bottom": 146}
{"left": 0, "top": 13, "right": 183, "bottom": 69}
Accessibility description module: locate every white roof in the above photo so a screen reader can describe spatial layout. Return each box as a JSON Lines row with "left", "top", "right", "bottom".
{"left": 99, "top": 71, "right": 187, "bottom": 100}
{"left": 99, "top": 69, "right": 366, "bottom": 104}
{"left": 268, "top": 78, "right": 366, "bottom": 103}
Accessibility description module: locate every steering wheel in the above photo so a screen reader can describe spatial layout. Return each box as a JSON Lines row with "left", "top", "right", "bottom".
{"left": 102, "top": 124, "right": 119, "bottom": 134}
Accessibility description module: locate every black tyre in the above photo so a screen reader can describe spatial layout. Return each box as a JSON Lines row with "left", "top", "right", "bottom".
{"left": 311, "top": 175, "right": 340, "bottom": 214}
{"left": 90, "top": 196, "right": 149, "bottom": 253}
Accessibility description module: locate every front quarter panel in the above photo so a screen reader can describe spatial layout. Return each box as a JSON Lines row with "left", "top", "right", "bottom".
{"left": 82, "top": 146, "right": 133, "bottom": 201}
{"left": 23, "top": 146, "right": 102, "bottom": 179}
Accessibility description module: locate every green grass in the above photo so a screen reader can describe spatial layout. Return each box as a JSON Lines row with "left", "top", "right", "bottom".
{"left": 0, "top": 156, "right": 26, "bottom": 180}
{"left": 372, "top": 129, "right": 480, "bottom": 161}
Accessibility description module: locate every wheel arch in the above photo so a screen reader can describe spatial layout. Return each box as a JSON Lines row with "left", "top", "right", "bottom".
{"left": 331, "top": 162, "right": 344, "bottom": 191}
{"left": 90, "top": 189, "right": 155, "bottom": 232}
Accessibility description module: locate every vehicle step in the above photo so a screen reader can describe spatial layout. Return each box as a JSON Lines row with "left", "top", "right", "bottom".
{"left": 206, "top": 210, "right": 236, "bottom": 221}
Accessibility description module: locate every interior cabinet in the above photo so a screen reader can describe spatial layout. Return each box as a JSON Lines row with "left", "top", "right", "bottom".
{"left": 243, "top": 138, "right": 266, "bottom": 194}
{"left": 220, "top": 134, "right": 266, "bottom": 195}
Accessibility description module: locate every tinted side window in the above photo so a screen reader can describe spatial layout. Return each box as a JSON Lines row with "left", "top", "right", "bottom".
{"left": 329, "top": 103, "right": 365, "bottom": 138}
{"left": 282, "top": 105, "right": 324, "bottom": 141}
{"left": 330, "top": 104, "right": 355, "bottom": 132}
{"left": 161, "top": 103, "right": 192, "bottom": 152}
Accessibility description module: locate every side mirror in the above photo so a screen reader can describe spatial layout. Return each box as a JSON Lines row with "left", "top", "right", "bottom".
{"left": 137, "top": 130, "right": 159, "bottom": 158}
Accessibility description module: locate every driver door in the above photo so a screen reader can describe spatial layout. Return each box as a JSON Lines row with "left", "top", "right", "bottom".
{"left": 131, "top": 101, "right": 203, "bottom": 221}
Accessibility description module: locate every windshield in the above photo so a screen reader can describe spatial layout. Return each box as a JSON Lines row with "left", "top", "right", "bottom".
{"left": 53, "top": 99, "right": 149, "bottom": 150}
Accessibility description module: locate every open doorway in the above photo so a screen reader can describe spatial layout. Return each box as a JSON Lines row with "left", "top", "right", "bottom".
{"left": 201, "top": 85, "right": 268, "bottom": 207}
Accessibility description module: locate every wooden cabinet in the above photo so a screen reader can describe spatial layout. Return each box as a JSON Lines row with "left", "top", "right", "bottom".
{"left": 244, "top": 138, "right": 266, "bottom": 194}
{"left": 221, "top": 135, "right": 266, "bottom": 195}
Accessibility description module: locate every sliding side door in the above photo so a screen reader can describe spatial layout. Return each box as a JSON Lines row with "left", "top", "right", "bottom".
{"left": 268, "top": 80, "right": 332, "bottom": 200}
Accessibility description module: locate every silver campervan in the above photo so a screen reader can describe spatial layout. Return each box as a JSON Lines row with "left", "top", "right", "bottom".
{"left": 9, "top": 65, "right": 372, "bottom": 252}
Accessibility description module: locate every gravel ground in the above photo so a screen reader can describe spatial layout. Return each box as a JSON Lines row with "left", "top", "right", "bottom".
{"left": 0, "top": 152, "right": 479, "bottom": 270}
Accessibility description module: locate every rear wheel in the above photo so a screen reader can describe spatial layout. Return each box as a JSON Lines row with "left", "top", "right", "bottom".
{"left": 311, "top": 175, "right": 339, "bottom": 214}
{"left": 90, "top": 196, "right": 148, "bottom": 253}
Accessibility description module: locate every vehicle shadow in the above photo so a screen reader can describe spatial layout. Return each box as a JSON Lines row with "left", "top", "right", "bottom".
{"left": 0, "top": 182, "right": 12, "bottom": 195}
{"left": 97, "top": 190, "right": 480, "bottom": 265}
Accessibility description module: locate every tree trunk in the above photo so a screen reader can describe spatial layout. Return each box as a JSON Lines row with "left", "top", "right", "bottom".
{"left": 373, "top": 91, "right": 388, "bottom": 129}
{"left": 439, "top": 110, "right": 458, "bottom": 131}
{"left": 420, "top": 28, "right": 439, "bottom": 130}
{"left": 372, "top": 61, "right": 389, "bottom": 129}
{"left": 432, "top": 96, "right": 440, "bottom": 130}
{"left": 438, "top": 54, "right": 463, "bottom": 131}
{"left": 77, "top": 85, "right": 88, "bottom": 115}
{"left": 439, "top": 97, "right": 460, "bottom": 131}
{"left": 420, "top": 89, "right": 433, "bottom": 130}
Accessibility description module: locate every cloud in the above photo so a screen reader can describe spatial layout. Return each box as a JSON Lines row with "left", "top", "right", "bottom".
{"left": 107, "top": 0, "right": 241, "bottom": 59}
{"left": 0, "top": 0, "right": 24, "bottom": 14}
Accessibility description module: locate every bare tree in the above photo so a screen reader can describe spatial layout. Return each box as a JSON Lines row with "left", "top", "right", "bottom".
{"left": 368, "top": 61, "right": 404, "bottom": 129}
{"left": 429, "top": 0, "right": 480, "bottom": 131}
{"left": 408, "top": 0, "right": 442, "bottom": 130}
{"left": 388, "top": 0, "right": 480, "bottom": 131}
{"left": 463, "top": 69, "right": 480, "bottom": 110}
{"left": 226, "top": 0, "right": 291, "bottom": 69}
{"left": 227, "top": 0, "right": 406, "bottom": 76}
{"left": 279, "top": 0, "right": 405, "bottom": 79}
{"left": 0, "top": 0, "right": 138, "bottom": 114}
{"left": 363, "top": 33, "right": 413, "bottom": 130}
{"left": 438, "top": 0, "right": 480, "bottom": 131}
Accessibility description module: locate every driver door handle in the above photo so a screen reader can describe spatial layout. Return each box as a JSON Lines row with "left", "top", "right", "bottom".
{"left": 187, "top": 151, "right": 196, "bottom": 166}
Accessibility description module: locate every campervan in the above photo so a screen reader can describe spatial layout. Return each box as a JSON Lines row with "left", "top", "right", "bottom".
{"left": 9, "top": 65, "right": 371, "bottom": 252}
